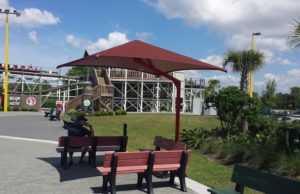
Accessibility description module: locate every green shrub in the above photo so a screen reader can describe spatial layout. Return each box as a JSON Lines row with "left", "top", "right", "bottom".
{"left": 107, "top": 111, "right": 114, "bottom": 116}
{"left": 12, "top": 107, "right": 20, "bottom": 111}
{"left": 121, "top": 110, "right": 127, "bottom": 115}
{"left": 274, "top": 154, "right": 300, "bottom": 176}
{"left": 115, "top": 109, "right": 122, "bottom": 115}
{"left": 200, "top": 137, "right": 222, "bottom": 154}
{"left": 101, "top": 111, "right": 108, "bottom": 116}
{"left": 21, "top": 107, "right": 28, "bottom": 111}
{"left": 28, "top": 108, "right": 37, "bottom": 112}
{"left": 93, "top": 111, "right": 101, "bottom": 116}
{"left": 180, "top": 128, "right": 211, "bottom": 149}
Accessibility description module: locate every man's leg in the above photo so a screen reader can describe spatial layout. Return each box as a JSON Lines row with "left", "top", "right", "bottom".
{"left": 69, "top": 152, "right": 74, "bottom": 165}
{"left": 79, "top": 151, "right": 86, "bottom": 163}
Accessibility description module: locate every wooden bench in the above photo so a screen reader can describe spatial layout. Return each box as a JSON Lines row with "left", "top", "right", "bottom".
{"left": 140, "top": 136, "right": 187, "bottom": 151}
{"left": 140, "top": 136, "right": 188, "bottom": 178}
{"left": 208, "top": 164, "right": 300, "bottom": 194}
{"left": 96, "top": 150, "right": 191, "bottom": 194}
{"left": 56, "top": 124, "right": 128, "bottom": 169}
{"left": 56, "top": 136, "right": 128, "bottom": 169}
{"left": 153, "top": 136, "right": 188, "bottom": 151}
{"left": 44, "top": 108, "right": 54, "bottom": 117}
{"left": 49, "top": 110, "right": 61, "bottom": 121}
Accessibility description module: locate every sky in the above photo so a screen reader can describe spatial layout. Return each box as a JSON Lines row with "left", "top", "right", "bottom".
{"left": 1, "top": 0, "right": 300, "bottom": 93}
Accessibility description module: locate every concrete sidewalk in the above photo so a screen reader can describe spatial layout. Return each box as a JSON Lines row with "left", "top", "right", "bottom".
{"left": 0, "top": 114, "right": 211, "bottom": 194}
{"left": 0, "top": 137, "right": 205, "bottom": 194}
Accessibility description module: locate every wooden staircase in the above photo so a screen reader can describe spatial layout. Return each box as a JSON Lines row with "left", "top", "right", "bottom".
{"left": 65, "top": 68, "right": 114, "bottom": 113}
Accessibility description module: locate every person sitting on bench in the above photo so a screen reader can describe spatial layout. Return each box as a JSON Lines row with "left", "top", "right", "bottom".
{"left": 49, "top": 108, "right": 61, "bottom": 121}
{"left": 67, "top": 115, "right": 94, "bottom": 165}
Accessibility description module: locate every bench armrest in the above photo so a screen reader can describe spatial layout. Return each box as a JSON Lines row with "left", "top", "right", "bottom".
{"left": 208, "top": 189, "right": 241, "bottom": 194}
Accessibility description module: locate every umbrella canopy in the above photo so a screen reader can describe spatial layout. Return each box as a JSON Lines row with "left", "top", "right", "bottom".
{"left": 57, "top": 40, "right": 226, "bottom": 141}
{"left": 57, "top": 40, "right": 225, "bottom": 73}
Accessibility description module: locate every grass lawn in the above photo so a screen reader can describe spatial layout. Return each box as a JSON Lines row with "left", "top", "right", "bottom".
{"left": 67, "top": 113, "right": 260, "bottom": 194}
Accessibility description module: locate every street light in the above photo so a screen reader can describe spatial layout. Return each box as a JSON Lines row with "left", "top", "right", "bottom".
{"left": 249, "top": 32, "right": 261, "bottom": 97}
{"left": 0, "top": 9, "right": 21, "bottom": 112}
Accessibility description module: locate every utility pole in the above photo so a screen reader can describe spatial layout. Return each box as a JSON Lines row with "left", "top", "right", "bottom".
{"left": 249, "top": 32, "right": 261, "bottom": 97}
{"left": 1, "top": 9, "right": 21, "bottom": 112}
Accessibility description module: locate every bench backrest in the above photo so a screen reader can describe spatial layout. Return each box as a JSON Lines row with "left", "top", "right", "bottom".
{"left": 58, "top": 136, "right": 128, "bottom": 151}
{"left": 232, "top": 164, "right": 300, "bottom": 194}
{"left": 94, "top": 136, "right": 128, "bottom": 151}
{"left": 153, "top": 150, "right": 191, "bottom": 166}
{"left": 154, "top": 136, "right": 187, "bottom": 151}
{"left": 58, "top": 136, "right": 94, "bottom": 147}
{"left": 102, "top": 151, "right": 150, "bottom": 168}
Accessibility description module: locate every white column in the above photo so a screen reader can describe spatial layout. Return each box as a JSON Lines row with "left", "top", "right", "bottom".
{"left": 67, "top": 79, "right": 70, "bottom": 101}
{"left": 124, "top": 70, "right": 128, "bottom": 110}
{"left": 140, "top": 80, "right": 143, "bottom": 112}
{"left": 108, "top": 67, "right": 111, "bottom": 78}
{"left": 172, "top": 83, "right": 175, "bottom": 112}
{"left": 156, "top": 81, "right": 159, "bottom": 112}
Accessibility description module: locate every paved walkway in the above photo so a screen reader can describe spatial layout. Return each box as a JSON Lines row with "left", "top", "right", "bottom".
{"left": 0, "top": 112, "right": 209, "bottom": 194}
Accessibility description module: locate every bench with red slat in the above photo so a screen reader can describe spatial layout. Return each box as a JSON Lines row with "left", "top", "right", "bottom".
{"left": 96, "top": 150, "right": 191, "bottom": 194}
{"left": 56, "top": 135, "right": 128, "bottom": 169}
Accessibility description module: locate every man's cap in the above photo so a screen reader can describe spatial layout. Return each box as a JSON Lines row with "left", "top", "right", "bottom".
{"left": 77, "top": 115, "right": 88, "bottom": 122}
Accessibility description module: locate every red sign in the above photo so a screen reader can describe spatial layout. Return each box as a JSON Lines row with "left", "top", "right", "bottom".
{"left": 26, "top": 97, "right": 37, "bottom": 106}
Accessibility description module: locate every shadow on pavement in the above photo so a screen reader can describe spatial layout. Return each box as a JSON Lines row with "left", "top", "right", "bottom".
{"left": 91, "top": 181, "right": 181, "bottom": 194}
{"left": 38, "top": 155, "right": 104, "bottom": 182}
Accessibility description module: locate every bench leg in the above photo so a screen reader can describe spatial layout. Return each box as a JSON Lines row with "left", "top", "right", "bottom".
{"left": 169, "top": 171, "right": 175, "bottom": 186}
{"left": 102, "top": 175, "right": 109, "bottom": 191}
{"left": 60, "top": 153, "right": 63, "bottom": 166}
{"left": 145, "top": 173, "right": 153, "bottom": 194}
{"left": 109, "top": 174, "right": 117, "bottom": 194}
{"left": 63, "top": 152, "right": 68, "bottom": 169}
{"left": 137, "top": 173, "right": 144, "bottom": 188}
{"left": 178, "top": 172, "right": 187, "bottom": 192}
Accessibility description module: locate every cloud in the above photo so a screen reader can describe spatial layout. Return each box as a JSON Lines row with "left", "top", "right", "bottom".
{"left": 10, "top": 8, "right": 60, "bottom": 27}
{"left": 28, "top": 30, "right": 38, "bottom": 43}
{"left": 136, "top": 32, "right": 155, "bottom": 40}
{"left": 200, "top": 55, "right": 223, "bottom": 68}
{"left": 66, "top": 34, "right": 81, "bottom": 48}
{"left": 262, "top": 49, "right": 294, "bottom": 65}
{"left": 0, "top": 0, "right": 60, "bottom": 27}
{"left": 145, "top": 0, "right": 299, "bottom": 35}
{"left": 145, "top": 0, "right": 300, "bottom": 53}
{"left": 226, "top": 34, "right": 289, "bottom": 52}
{"left": 86, "top": 31, "right": 129, "bottom": 53}
{"left": 205, "top": 74, "right": 240, "bottom": 88}
{"left": 258, "top": 69, "right": 300, "bottom": 92}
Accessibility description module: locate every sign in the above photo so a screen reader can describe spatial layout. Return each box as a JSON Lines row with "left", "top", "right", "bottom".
{"left": 0, "top": 96, "right": 2, "bottom": 106}
{"left": 9, "top": 96, "right": 20, "bottom": 106}
{"left": 83, "top": 99, "right": 91, "bottom": 107}
{"left": 56, "top": 101, "right": 63, "bottom": 108}
{"left": 25, "top": 97, "right": 37, "bottom": 106}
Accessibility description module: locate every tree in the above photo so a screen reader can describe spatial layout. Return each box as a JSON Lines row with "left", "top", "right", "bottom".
{"left": 289, "top": 19, "right": 300, "bottom": 49}
{"left": 290, "top": 87, "right": 300, "bottom": 109}
{"left": 206, "top": 86, "right": 254, "bottom": 135}
{"left": 66, "top": 66, "right": 92, "bottom": 77}
{"left": 261, "top": 79, "right": 277, "bottom": 115}
{"left": 223, "top": 49, "right": 265, "bottom": 94}
{"left": 205, "top": 79, "right": 220, "bottom": 100}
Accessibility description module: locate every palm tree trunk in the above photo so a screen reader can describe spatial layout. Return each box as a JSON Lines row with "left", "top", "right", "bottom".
{"left": 240, "top": 64, "right": 249, "bottom": 94}
{"left": 240, "top": 64, "right": 249, "bottom": 132}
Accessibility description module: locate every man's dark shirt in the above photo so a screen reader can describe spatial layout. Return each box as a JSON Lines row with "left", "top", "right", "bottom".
{"left": 68, "top": 124, "right": 91, "bottom": 137}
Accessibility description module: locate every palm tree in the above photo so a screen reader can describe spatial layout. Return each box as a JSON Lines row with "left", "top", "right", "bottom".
{"left": 223, "top": 49, "right": 264, "bottom": 132}
{"left": 223, "top": 49, "right": 265, "bottom": 94}
{"left": 289, "top": 19, "right": 300, "bottom": 49}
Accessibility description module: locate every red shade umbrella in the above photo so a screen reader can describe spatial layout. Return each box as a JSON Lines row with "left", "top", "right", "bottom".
{"left": 57, "top": 40, "right": 226, "bottom": 141}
